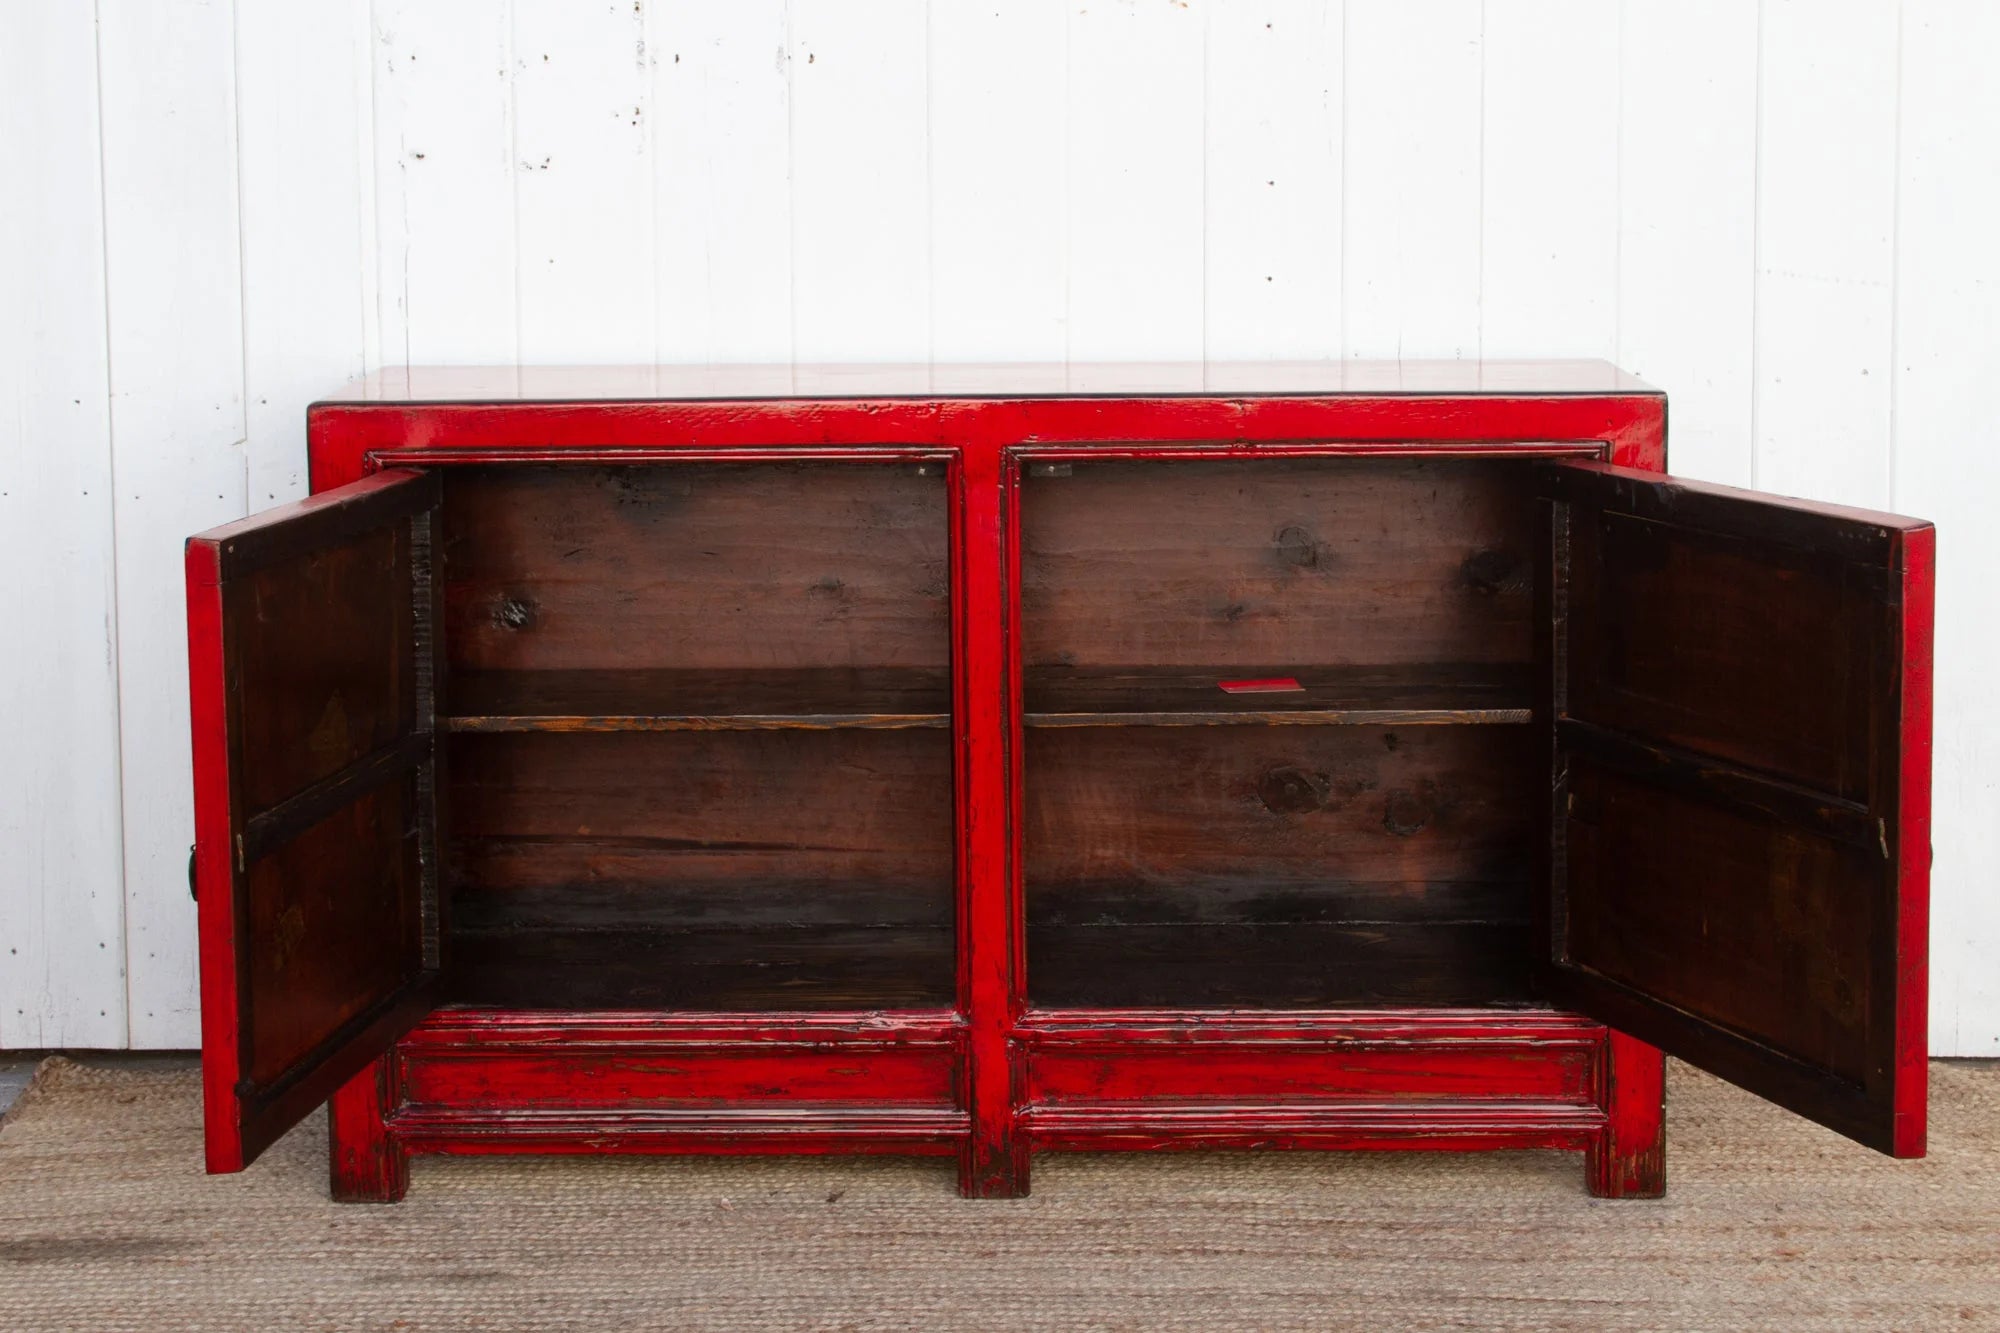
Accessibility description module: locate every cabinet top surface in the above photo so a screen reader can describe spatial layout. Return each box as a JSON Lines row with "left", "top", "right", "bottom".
{"left": 321, "top": 360, "right": 1661, "bottom": 406}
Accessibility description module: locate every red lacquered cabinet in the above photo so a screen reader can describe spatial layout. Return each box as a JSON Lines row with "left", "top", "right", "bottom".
{"left": 184, "top": 361, "right": 1934, "bottom": 1201}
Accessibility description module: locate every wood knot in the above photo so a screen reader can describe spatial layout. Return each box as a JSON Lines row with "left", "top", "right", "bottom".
{"left": 1460, "top": 548, "right": 1525, "bottom": 596}
{"left": 1258, "top": 766, "right": 1332, "bottom": 815}
{"left": 1275, "top": 524, "right": 1328, "bottom": 570}
{"left": 493, "top": 596, "right": 537, "bottom": 631}
{"left": 1382, "top": 781, "right": 1441, "bottom": 836}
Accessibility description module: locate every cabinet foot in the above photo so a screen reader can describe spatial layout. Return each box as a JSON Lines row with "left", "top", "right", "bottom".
{"left": 1586, "top": 1029, "right": 1666, "bottom": 1198}
{"left": 328, "top": 1056, "right": 408, "bottom": 1204}
{"left": 957, "top": 1140, "right": 1029, "bottom": 1199}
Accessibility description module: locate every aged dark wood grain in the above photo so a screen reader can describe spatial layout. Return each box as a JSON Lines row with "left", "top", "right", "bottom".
{"left": 1024, "top": 725, "right": 1534, "bottom": 1007}
{"left": 1020, "top": 458, "right": 1539, "bottom": 671}
{"left": 440, "top": 464, "right": 950, "bottom": 676}
{"left": 244, "top": 778, "right": 424, "bottom": 1087}
{"left": 1025, "top": 725, "right": 1535, "bottom": 899}
{"left": 1565, "top": 498, "right": 1879, "bottom": 801}
{"left": 1562, "top": 756, "right": 1875, "bottom": 1082}
{"left": 445, "top": 729, "right": 954, "bottom": 899}
{"left": 229, "top": 523, "right": 414, "bottom": 814}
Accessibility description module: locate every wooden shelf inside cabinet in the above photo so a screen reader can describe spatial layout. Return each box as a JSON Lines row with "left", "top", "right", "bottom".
{"left": 1021, "top": 664, "right": 1535, "bottom": 727}
{"left": 445, "top": 667, "right": 952, "bottom": 733}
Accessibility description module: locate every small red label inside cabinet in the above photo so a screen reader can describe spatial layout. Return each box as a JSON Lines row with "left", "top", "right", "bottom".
{"left": 1218, "top": 677, "right": 1304, "bottom": 694}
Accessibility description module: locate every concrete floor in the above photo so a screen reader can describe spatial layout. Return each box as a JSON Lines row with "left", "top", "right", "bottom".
{"left": 0, "top": 1053, "right": 197, "bottom": 1117}
{"left": 0, "top": 1058, "right": 39, "bottom": 1116}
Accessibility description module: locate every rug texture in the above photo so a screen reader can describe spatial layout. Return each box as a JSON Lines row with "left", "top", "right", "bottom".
{"left": 0, "top": 1056, "right": 1995, "bottom": 1331}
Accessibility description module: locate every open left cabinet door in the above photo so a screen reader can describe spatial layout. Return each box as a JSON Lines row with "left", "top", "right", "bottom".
{"left": 186, "top": 469, "right": 444, "bottom": 1172}
{"left": 1537, "top": 461, "right": 1933, "bottom": 1157}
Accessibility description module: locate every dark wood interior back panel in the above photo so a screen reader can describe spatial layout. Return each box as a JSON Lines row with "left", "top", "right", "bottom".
{"left": 229, "top": 524, "right": 414, "bottom": 814}
{"left": 244, "top": 776, "right": 423, "bottom": 1086}
{"left": 1025, "top": 725, "right": 1534, "bottom": 905}
{"left": 1566, "top": 504, "right": 1879, "bottom": 801}
{"left": 441, "top": 464, "right": 950, "bottom": 674}
{"left": 444, "top": 726, "right": 956, "bottom": 1010}
{"left": 1561, "top": 756, "right": 1876, "bottom": 1084}
{"left": 445, "top": 730, "right": 954, "bottom": 910}
{"left": 1020, "top": 458, "right": 1537, "bottom": 669}
{"left": 1024, "top": 725, "right": 1535, "bottom": 1008}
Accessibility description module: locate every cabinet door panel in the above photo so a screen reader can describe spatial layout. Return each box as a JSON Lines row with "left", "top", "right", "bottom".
{"left": 1538, "top": 461, "right": 1932, "bottom": 1157}
{"left": 186, "top": 469, "right": 443, "bottom": 1171}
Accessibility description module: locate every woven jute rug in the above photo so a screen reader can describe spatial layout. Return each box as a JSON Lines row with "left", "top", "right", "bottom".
{"left": 0, "top": 1057, "right": 1995, "bottom": 1331}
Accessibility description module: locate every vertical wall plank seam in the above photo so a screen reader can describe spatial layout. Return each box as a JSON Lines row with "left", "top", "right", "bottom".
{"left": 1060, "top": 2, "right": 1071, "bottom": 370}
{"left": 1337, "top": 0, "right": 1348, "bottom": 359}
{"left": 1198, "top": 0, "right": 1211, "bottom": 366}
{"left": 1473, "top": 0, "right": 1486, "bottom": 362}
{"left": 923, "top": 0, "right": 935, "bottom": 368}
{"left": 786, "top": 0, "right": 798, "bottom": 372}
{"left": 642, "top": 0, "right": 660, "bottom": 375}
{"left": 230, "top": 0, "right": 254, "bottom": 454}
{"left": 1887, "top": 0, "right": 1905, "bottom": 513}
{"left": 506, "top": 0, "right": 523, "bottom": 370}
{"left": 1747, "top": 0, "right": 1765, "bottom": 490}
{"left": 89, "top": 0, "right": 133, "bottom": 1049}
{"left": 358, "top": 0, "right": 383, "bottom": 377}
{"left": 1611, "top": 0, "right": 1625, "bottom": 373}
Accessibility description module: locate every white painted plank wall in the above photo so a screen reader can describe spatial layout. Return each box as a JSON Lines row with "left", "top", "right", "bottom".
{"left": 1, "top": 0, "right": 1995, "bottom": 1054}
{"left": 97, "top": 0, "right": 249, "bottom": 1050}
{"left": 1616, "top": 0, "right": 1758, "bottom": 485}
{"left": 1203, "top": 0, "right": 1343, "bottom": 363}
{"left": 0, "top": 5, "right": 127, "bottom": 1048}
{"left": 652, "top": 2, "right": 794, "bottom": 364}
{"left": 1893, "top": 0, "right": 2000, "bottom": 1058}
{"left": 1341, "top": 0, "right": 1483, "bottom": 361}
{"left": 930, "top": 0, "right": 1068, "bottom": 363}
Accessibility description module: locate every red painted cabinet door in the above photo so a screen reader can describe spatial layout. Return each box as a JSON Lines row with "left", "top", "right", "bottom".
{"left": 1536, "top": 460, "right": 1933, "bottom": 1156}
{"left": 186, "top": 469, "right": 444, "bottom": 1171}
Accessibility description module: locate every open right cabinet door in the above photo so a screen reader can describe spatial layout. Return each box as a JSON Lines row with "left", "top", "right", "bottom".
{"left": 1537, "top": 461, "right": 1933, "bottom": 1157}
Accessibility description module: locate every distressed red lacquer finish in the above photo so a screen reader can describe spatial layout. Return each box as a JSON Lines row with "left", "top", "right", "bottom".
{"left": 185, "top": 537, "right": 237, "bottom": 1170}
{"left": 1892, "top": 524, "right": 1935, "bottom": 1157}
{"left": 178, "top": 361, "right": 1932, "bottom": 1203}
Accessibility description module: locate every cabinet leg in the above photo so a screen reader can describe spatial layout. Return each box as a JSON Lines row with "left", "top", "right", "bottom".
{"left": 957, "top": 1136, "right": 1029, "bottom": 1199}
{"left": 1587, "top": 1029, "right": 1666, "bottom": 1198}
{"left": 328, "top": 1055, "right": 407, "bottom": 1204}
